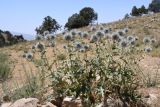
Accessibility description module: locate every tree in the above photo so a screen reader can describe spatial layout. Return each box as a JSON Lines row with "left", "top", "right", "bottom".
{"left": 124, "top": 13, "right": 130, "bottom": 19}
{"left": 65, "top": 13, "right": 86, "bottom": 30}
{"left": 79, "top": 7, "right": 98, "bottom": 25}
{"left": 65, "top": 7, "right": 98, "bottom": 30}
{"left": 139, "top": 5, "right": 148, "bottom": 14}
{"left": 131, "top": 6, "right": 140, "bottom": 16}
{"left": 149, "top": 0, "right": 160, "bottom": 13}
{"left": 35, "top": 16, "right": 61, "bottom": 35}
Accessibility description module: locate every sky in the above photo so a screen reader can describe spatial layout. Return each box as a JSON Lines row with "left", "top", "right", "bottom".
{"left": 0, "top": 0, "right": 151, "bottom": 36}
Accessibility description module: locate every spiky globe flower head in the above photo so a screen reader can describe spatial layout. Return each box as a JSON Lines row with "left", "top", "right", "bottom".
{"left": 46, "top": 34, "right": 55, "bottom": 40}
{"left": 35, "top": 42, "right": 45, "bottom": 52}
{"left": 144, "top": 47, "right": 152, "bottom": 53}
{"left": 90, "top": 35, "right": 98, "bottom": 43}
{"left": 129, "top": 39, "right": 136, "bottom": 46}
{"left": 48, "top": 40, "right": 56, "bottom": 47}
{"left": 43, "top": 31, "right": 50, "bottom": 36}
{"left": 63, "top": 45, "right": 68, "bottom": 49}
{"left": 64, "top": 34, "right": 72, "bottom": 41}
{"left": 127, "top": 35, "right": 134, "bottom": 42}
{"left": 82, "top": 32, "right": 89, "bottom": 39}
{"left": 119, "top": 39, "right": 128, "bottom": 48}
{"left": 74, "top": 41, "right": 82, "bottom": 49}
{"left": 71, "top": 30, "right": 77, "bottom": 36}
{"left": 117, "top": 30, "right": 125, "bottom": 36}
{"left": 143, "top": 37, "right": 151, "bottom": 45}
{"left": 124, "top": 28, "right": 129, "bottom": 33}
{"left": 96, "top": 31, "right": 104, "bottom": 38}
{"left": 79, "top": 48, "right": 86, "bottom": 53}
{"left": 26, "top": 52, "right": 33, "bottom": 61}
{"left": 111, "top": 33, "right": 120, "bottom": 41}
{"left": 83, "top": 44, "right": 90, "bottom": 50}
{"left": 151, "top": 38, "right": 156, "bottom": 44}
{"left": 31, "top": 45, "right": 36, "bottom": 50}
{"left": 104, "top": 29, "right": 109, "bottom": 34}
{"left": 91, "top": 26, "right": 96, "bottom": 31}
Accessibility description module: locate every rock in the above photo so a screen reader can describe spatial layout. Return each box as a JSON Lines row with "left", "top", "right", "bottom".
{"left": 9, "top": 98, "right": 39, "bottom": 107}
{"left": 144, "top": 94, "right": 159, "bottom": 107}
{"left": 41, "top": 102, "right": 57, "bottom": 107}
{"left": 1, "top": 103, "right": 12, "bottom": 107}
{"left": 62, "top": 97, "right": 82, "bottom": 107}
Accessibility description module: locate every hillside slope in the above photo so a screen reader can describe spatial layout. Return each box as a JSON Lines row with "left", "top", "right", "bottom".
{"left": 0, "top": 13, "right": 160, "bottom": 104}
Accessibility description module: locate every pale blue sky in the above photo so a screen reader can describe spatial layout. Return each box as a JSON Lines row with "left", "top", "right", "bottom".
{"left": 0, "top": 0, "right": 151, "bottom": 35}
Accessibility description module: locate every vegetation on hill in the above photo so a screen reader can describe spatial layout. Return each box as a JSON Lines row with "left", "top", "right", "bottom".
{"left": 0, "top": 30, "right": 25, "bottom": 47}
{"left": 35, "top": 16, "right": 61, "bottom": 35}
{"left": 65, "top": 7, "right": 98, "bottom": 30}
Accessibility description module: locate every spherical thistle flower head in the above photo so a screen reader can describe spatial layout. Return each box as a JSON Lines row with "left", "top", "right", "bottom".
{"left": 31, "top": 45, "right": 36, "bottom": 50}
{"left": 143, "top": 37, "right": 151, "bottom": 45}
{"left": 49, "top": 40, "right": 56, "bottom": 47}
{"left": 151, "top": 38, "right": 156, "bottom": 44}
{"left": 79, "top": 48, "right": 86, "bottom": 53}
{"left": 119, "top": 39, "right": 128, "bottom": 48}
{"left": 96, "top": 31, "right": 104, "bottom": 38}
{"left": 127, "top": 35, "right": 134, "bottom": 42}
{"left": 144, "top": 47, "right": 152, "bottom": 53}
{"left": 36, "top": 42, "right": 45, "bottom": 52}
{"left": 129, "top": 39, "right": 136, "bottom": 46}
{"left": 64, "top": 34, "right": 72, "bottom": 41}
{"left": 83, "top": 44, "right": 90, "bottom": 50}
{"left": 104, "top": 29, "right": 109, "bottom": 34}
{"left": 43, "top": 31, "right": 50, "bottom": 36}
{"left": 74, "top": 41, "right": 82, "bottom": 49}
{"left": 111, "top": 33, "right": 120, "bottom": 41}
{"left": 117, "top": 30, "right": 125, "bottom": 36}
{"left": 71, "top": 30, "right": 77, "bottom": 36}
{"left": 26, "top": 52, "right": 33, "bottom": 61}
{"left": 124, "top": 28, "right": 129, "bottom": 33}
{"left": 90, "top": 35, "right": 98, "bottom": 43}
{"left": 63, "top": 45, "right": 68, "bottom": 49}
{"left": 46, "top": 34, "right": 55, "bottom": 40}
{"left": 82, "top": 32, "right": 89, "bottom": 39}
{"left": 91, "top": 26, "right": 96, "bottom": 32}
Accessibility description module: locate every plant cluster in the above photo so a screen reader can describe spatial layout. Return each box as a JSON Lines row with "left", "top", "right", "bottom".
{"left": 21, "top": 25, "right": 159, "bottom": 106}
